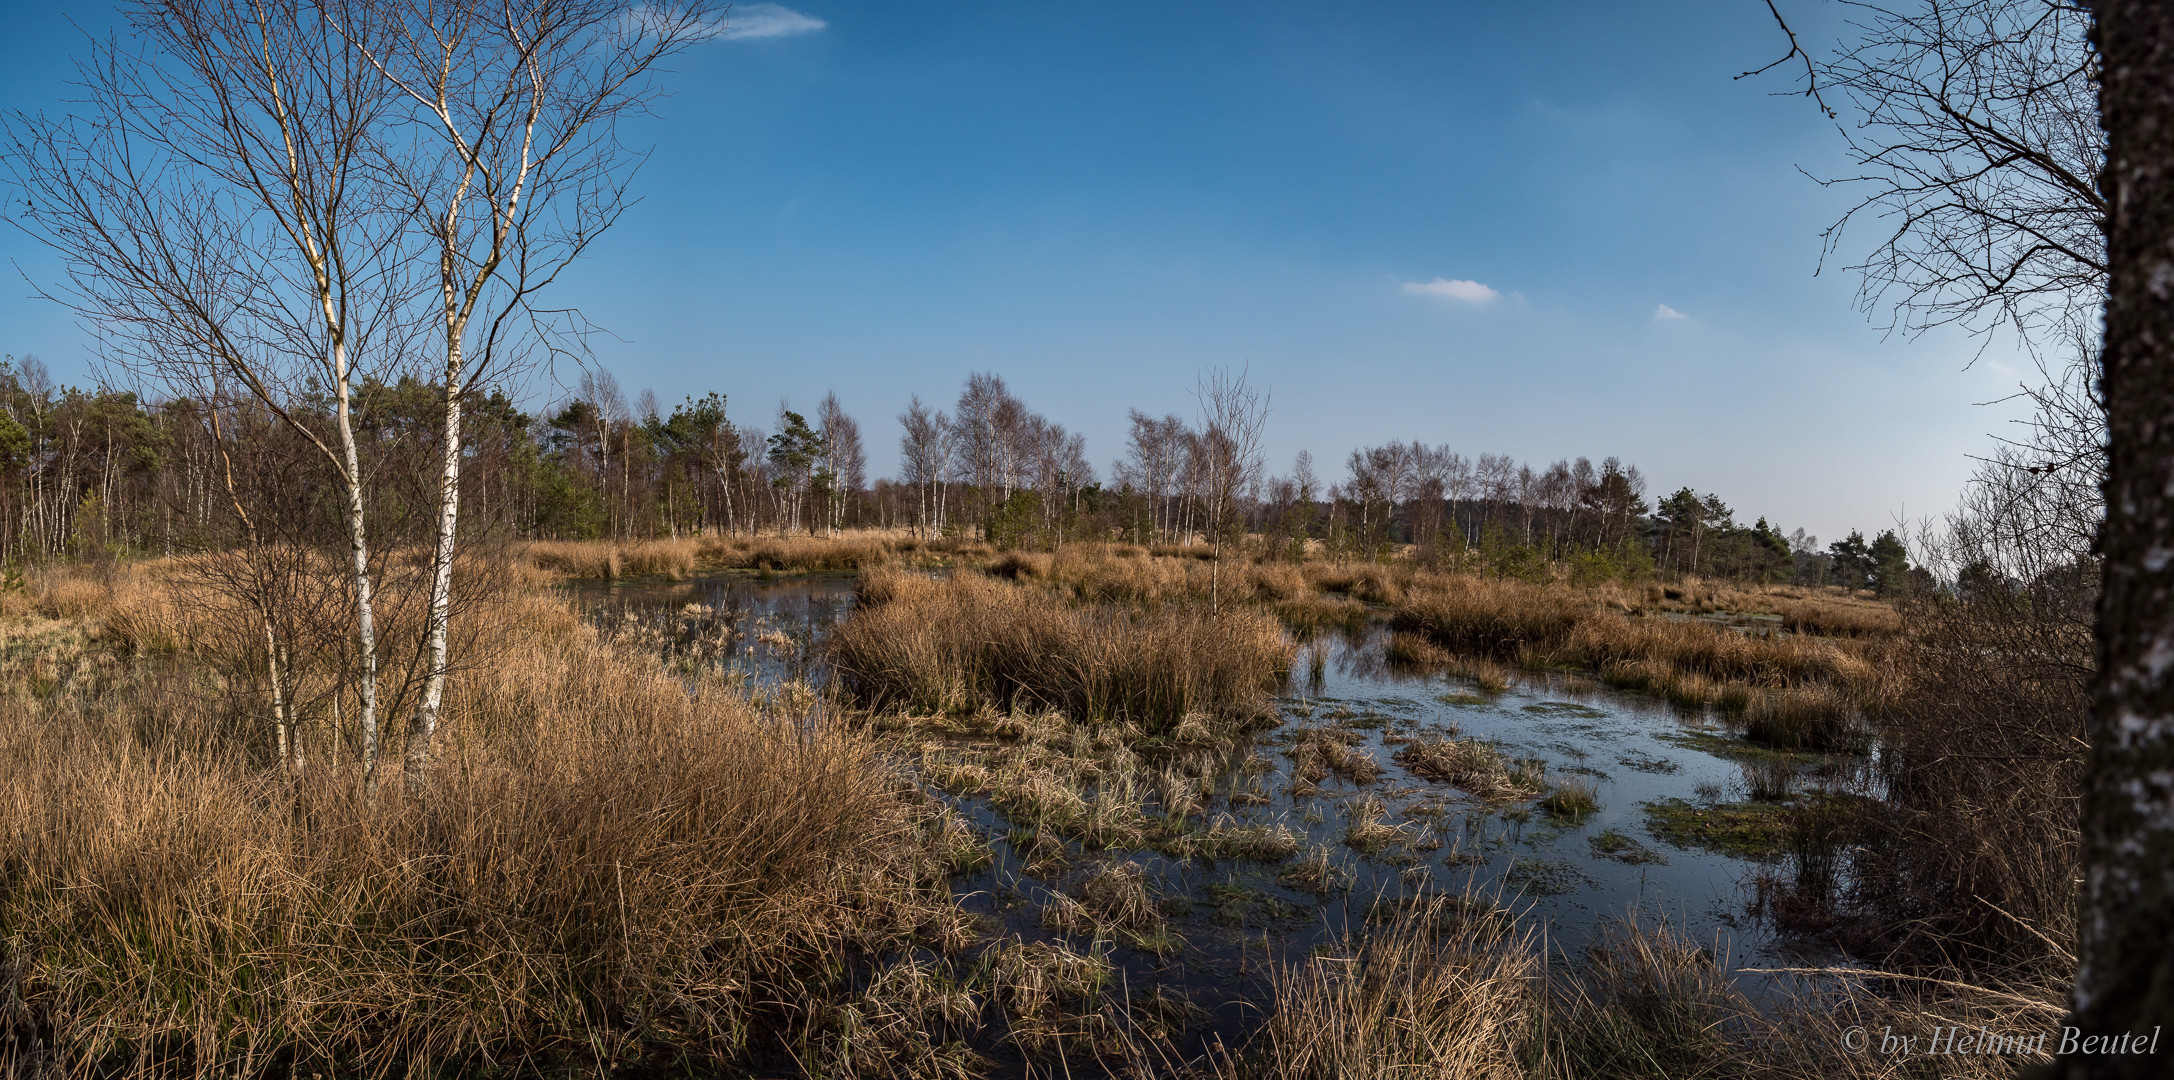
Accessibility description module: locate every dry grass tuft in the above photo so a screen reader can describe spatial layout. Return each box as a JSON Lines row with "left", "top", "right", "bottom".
{"left": 1225, "top": 891, "right": 1536, "bottom": 1079}
{"left": 1392, "top": 736, "right": 1539, "bottom": 802}
{"left": 523, "top": 531, "right": 939, "bottom": 579}
{"left": 1538, "top": 777, "right": 1601, "bottom": 820}
{"left": 0, "top": 575, "right": 961, "bottom": 1077}
{"left": 1776, "top": 596, "right": 1904, "bottom": 638}
{"left": 1745, "top": 685, "right": 1867, "bottom": 752}
{"left": 1286, "top": 726, "right": 1384, "bottom": 788}
{"left": 1216, "top": 904, "right": 2052, "bottom": 1079}
{"left": 833, "top": 566, "right": 1293, "bottom": 734}
{"left": 1075, "top": 862, "right": 1166, "bottom": 932}
{"left": 1393, "top": 575, "right": 1895, "bottom": 721}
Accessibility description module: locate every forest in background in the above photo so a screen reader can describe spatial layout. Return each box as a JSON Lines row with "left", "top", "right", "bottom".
{"left": 0, "top": 354, "right": 1917, "bottom": 592}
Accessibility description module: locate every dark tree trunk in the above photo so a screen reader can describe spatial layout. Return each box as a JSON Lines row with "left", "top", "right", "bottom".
{"left": 2067, "top": 4, "right": 2174, "bottom": 1076}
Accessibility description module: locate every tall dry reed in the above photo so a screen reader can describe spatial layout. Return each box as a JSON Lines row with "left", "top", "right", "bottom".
{"left": 1216, "top": 899, "right": 2052, "bottom": 1080}
{"left": 523, "top": 531, "right": 937, "bottom": 579}
{"left": 0, "top": 579, "right": 955, "bottom": 1077}
{"left": 1391, "top": 576, "right": 1893, "bottom": 714}
{"left": 831, "top": 566, "right": 1293, "bottom": 733}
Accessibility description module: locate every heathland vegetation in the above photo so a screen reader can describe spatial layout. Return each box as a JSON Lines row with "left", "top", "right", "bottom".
{"left": 0, "top": 316, "right": 2080, "bottom": 1077}
{"left": 0, "top": 0, "right": 2122, "bottom": 1075}
{"left": 0, "top": 526, "right": 2075, "bottom": 1077}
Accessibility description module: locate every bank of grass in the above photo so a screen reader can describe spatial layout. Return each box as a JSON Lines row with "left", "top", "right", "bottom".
{"left": 1388, "top": 574, "right": 1899, "bottom": 723}
{"left": 832, "top": 565, "right": 1293, "bottom": 734}
{"left": 522, "top": 530, "right": 976, "bottom": 578}
{"left": 0, "top": 563, "right": 981, "bottom": 1077}
{"left": 1215, "top": 893, "right": 2052, "bottom": 1080}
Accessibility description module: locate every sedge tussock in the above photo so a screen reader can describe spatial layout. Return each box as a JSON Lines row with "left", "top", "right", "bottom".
{"left": 0, "top": 576, "right": 961, "bottom": 1076}
{"left": 833, "top": 566, "right": 1293, "bottom": 734}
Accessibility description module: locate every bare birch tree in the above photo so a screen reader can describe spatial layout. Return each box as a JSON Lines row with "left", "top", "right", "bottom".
{"left": 360, "top": 0, "right": 719, "bottom": 794}
{"left": 898, "top": 395, "right": 949, "bottom": 538}
{"left": 817, "top": 391, "right": 863, "bottom": 535}
{"left": 1194, "top": 367, "right": 1268, "bottom": 614}
{"left": 6, "top": 0, "right": 416, "bottom": 793}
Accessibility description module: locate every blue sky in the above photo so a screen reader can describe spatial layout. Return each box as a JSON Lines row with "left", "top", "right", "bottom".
{"left": 0, "top": 1, "right": 2033, "bottom": 543}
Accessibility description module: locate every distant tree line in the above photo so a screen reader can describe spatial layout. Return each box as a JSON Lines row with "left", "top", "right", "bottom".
{"left": 0, "top": 354, "right": 1919, "bottom": 592}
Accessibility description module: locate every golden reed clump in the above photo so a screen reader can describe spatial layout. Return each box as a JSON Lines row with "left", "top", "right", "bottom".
{"left": 1214, "top": 896, "right": 2049, "bottom": 1080}
{"left": 0, "top": 566, "right": 955, "bottom": 1077}
{"left": 1389, "top": 574, "right": 1896, "bottom": 718}
{"left": 522, "top": 531, "right": 946, "bottom": 579}
{"left": 830, "top": 565, "right": 1294, "bottom": 733}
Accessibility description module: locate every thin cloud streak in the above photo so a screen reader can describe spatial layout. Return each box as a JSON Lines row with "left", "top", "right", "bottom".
{"left": 703, "top": 3, "right": 827, "bottom": 40}
{"left": 1403, "top": 277, "right": 1501, "bottom": 304}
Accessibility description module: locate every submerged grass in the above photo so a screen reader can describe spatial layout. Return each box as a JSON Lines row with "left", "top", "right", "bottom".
{"left": 1392, "top": 735, "right": 1543, "bottom": 802}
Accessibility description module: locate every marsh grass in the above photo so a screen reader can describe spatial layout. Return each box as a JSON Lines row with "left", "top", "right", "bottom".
{"left": 524, "top": 531, "right": 962, "bottom": 578}
{"left": 1744, "top": 686, "right": 1868, "bottom": 752}
{"left": 3, "top": 544, "right": 2052, "bottom": 1079}
{"left": 1286, "top": 726, "right": 1384, "bottom": 789}
{"left": 1341, "top": 795, "right": 1411, "bottom": 854}
{"left": 1741, "top": 759, "right": 1800, "bottom": 802}
{"left": 1160, "top": 814, "right": 1303, "bottom": 862}
{"left": 833, "top": 566, "right": 1293, "bottom": 734}
{"left": 1391, "top": 735, "right": 1542, "bottom": 802}
{"left": 0, "top": 571, "right": 971, "bottom": 1078}
{"left": 1277, "top": 843, "right": 1354, "bottom": 894}
{"left": 1218, "top": 891, "right": 1537, "bottom": 1079}
{"left": 1389, "top": 575, "right": 1895, "bottom": 723}
{"left": 1538, "top": 777, "right": 1601, "bottom": 821}
{"left": 1215, "top": 900, "right": 2047, "bottom": 1080}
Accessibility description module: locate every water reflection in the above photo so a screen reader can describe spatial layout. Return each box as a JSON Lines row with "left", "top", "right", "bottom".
{"left": 566, "top": 570, "right": 1842, "bottom": 1055}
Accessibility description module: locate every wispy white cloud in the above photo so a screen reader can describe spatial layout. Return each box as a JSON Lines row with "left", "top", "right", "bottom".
{"left": 1403, "top": 278, "right": 1501, "bottom": 304}
{"left": 1654, "top": 303, "right": 1687, "bottom": 321}
{"left": 702, "top": 3, "right": 827, "bottom": 40}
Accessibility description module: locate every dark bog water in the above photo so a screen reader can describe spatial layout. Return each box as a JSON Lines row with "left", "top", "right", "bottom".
{"left": 568, "top": 571, "right": 1843, "bottom": 1063}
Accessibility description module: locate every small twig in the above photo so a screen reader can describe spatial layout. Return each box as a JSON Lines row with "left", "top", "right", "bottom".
{"left": 1738, "top": 0, "right": 1838, "bottom": 119}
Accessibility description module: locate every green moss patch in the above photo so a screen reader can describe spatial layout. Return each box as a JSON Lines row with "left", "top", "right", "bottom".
{"left": 1641, "top": 798, "right": 1792, "bottom": 859}
{"left": 1588, "top": 828, "right": 1667, "bottom": 865}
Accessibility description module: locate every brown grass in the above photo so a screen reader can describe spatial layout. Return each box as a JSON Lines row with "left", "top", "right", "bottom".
{"left": 1391, "top": 736, "right": 1539, "bottom": 802}
{"left": 832, "top": 566, "right": 1293, "bottom": 734}
{"left": 1223, "top": 891, "right": 1535, "bottom": 1079}
{"left": 1287, "top": 727, "right": 1384, "bottom": 789}
{"left": 1216, "top": 900, "right": 2054, "bottom": 1079}
{"left": 1744, "top": 685, "right": 1867, "bottom": 752}
{"left": 1390, "top": 576, "right": 1894, "bottom": 719}
{"left": 0, "top": 567, "right": 963, "bottom": 1077}
{"left": 1775, "top": 597, "right": 1903, "bottom": 638}
{"left": 522, "top": 530, "right": 949, "bottom": 578}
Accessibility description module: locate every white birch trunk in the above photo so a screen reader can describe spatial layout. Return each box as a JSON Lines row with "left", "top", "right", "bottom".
{"left": 333, "top": 366, "right": 383, "bottom": 798}
{"left": 405, "top": 335, "right": 464, "bottom": 797}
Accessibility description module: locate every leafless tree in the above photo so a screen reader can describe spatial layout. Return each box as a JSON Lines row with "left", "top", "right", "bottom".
{"left": 1194, "top": 367, "right": 1269, "bottom": 613}
{"left": 1119, "top": 410, "right": 1190, "bottom": 543}
{"left": 1815, "top": 0, "right": 2102, "bottom": 352}
{"left": 360, "top": 0, "right": 720, "bottom": 794}
{"left": 2060, "top": 2, "right": 2174, "bottom": 1067}
{"left": 578, "top": 367, "right": 629, "bottom": 531}
{"left": 953, "top": 372, "right": 1013, "bottom": 515}
{"left": 817, "top": 391, "right": 863, "bottom": 535}
{"left": 897, "top": 395, "right": 950, "bottom": 538}
{"left": 5, "top": 0, "right": 420, "bottom": 793}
